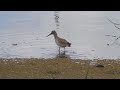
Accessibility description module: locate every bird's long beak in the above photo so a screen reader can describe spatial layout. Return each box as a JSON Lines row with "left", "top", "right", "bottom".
{"left": 46, "top": 33, "right": 52, "bottom": 37}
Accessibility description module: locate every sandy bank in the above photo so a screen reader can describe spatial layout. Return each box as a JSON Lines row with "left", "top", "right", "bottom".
{"left": 0, "top": 58, "right": 120, "bottom": 79}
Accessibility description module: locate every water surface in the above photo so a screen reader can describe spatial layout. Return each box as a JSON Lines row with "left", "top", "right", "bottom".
{"left": 0, "top": 11, "right": 120, "bottom": 59}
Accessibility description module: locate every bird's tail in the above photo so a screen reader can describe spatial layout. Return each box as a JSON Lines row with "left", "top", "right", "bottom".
{"left": 67, "top": 42, "right": 71, "bottom": 47}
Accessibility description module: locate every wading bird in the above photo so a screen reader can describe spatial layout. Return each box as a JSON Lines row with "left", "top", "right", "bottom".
{"left": 47, "top": 30, "right": 71, "bottom": 54}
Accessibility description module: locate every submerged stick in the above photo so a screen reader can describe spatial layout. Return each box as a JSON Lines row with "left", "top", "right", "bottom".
{"left": 107, "top": 18, "right": 120, "bottom": 25}
{"left": 107, "top": 18, "right": 120, "bottom": 46}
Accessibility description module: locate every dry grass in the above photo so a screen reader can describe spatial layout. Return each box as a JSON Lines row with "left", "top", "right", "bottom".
{"left": 88, "top": 60, "right": 120, "bottom": 79}
{"left": 0, "top": 58, "right": 120, "bottom": 79}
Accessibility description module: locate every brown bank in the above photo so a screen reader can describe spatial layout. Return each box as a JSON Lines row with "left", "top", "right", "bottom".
{"left": 0, "top": 58, "right": 120, "bottom": 79}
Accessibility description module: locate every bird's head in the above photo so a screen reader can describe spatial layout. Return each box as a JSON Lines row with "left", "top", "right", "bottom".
{"left": 47, "top": 30, "right": 56, "bottom": 37}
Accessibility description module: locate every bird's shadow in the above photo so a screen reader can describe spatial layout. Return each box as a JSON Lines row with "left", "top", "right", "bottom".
{"left": 55, "top": 51, "right": 71, "bottom": 59}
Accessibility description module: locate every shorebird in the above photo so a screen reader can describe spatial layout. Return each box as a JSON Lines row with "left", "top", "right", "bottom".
{"left": 47, "top": 30, "right": 71, "bottom": 54}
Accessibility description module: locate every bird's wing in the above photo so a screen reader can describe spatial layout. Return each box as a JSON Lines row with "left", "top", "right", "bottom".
{"left": 58, "top": 37, "right": 68, "bottom": 44}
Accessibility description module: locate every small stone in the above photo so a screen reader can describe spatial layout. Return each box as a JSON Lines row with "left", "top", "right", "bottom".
{"left": 75, "top": 62, "right": 80, "bottom": 64}
{"left": 12, "top": 44, "right": 17, "bottom": 46}
{"left": 96, "top": 64, "right": 104, "bottom": 68}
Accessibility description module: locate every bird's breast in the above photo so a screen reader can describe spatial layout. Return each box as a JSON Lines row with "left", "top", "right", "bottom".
{"left": 55, "top": 39, "right": 60, "bottom": 46}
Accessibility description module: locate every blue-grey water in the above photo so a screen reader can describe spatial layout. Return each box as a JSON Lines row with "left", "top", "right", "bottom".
{"left": 0, "top": 11, "right": 120, "bottom": 59}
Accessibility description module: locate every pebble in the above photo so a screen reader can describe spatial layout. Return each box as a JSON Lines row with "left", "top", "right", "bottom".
{"left": 96, "top": 64, "right": 104, "bottom": 68}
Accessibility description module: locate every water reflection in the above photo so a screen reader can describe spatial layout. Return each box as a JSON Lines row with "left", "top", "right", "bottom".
{"left": 55, "top": 51, "right": 71, "bottom": 59}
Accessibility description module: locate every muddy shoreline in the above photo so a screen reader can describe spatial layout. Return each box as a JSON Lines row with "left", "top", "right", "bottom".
{"left": 0, "top": 58, "right": 120, "bottom": 79}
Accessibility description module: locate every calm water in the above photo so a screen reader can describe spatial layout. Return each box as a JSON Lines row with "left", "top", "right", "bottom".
{"left": 0, "top": 11, "right": 120, "bottom": 59}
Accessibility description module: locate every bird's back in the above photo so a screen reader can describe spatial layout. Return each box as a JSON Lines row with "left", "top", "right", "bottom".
{"left": 55, "top": 36, "right": 71, "bottom": 47}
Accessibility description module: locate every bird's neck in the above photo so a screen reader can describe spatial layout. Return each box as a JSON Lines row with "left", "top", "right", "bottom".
{"left": 53, "top": 33, "right": 58, "bottom": 39}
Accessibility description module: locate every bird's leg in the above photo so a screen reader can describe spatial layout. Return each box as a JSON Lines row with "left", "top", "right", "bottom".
{"left": 64, "top": 47, "right": 65, "bottom": 52}
{"left": 59, "top": 47, "right": 60, "bottom": 55}
{"left": 64, "top": 47, "right": 65, "bottom": 55}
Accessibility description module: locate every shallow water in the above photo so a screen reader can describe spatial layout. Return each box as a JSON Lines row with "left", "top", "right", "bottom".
{"left": 0, "top": 11, "right": 120, "bottom": 59}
